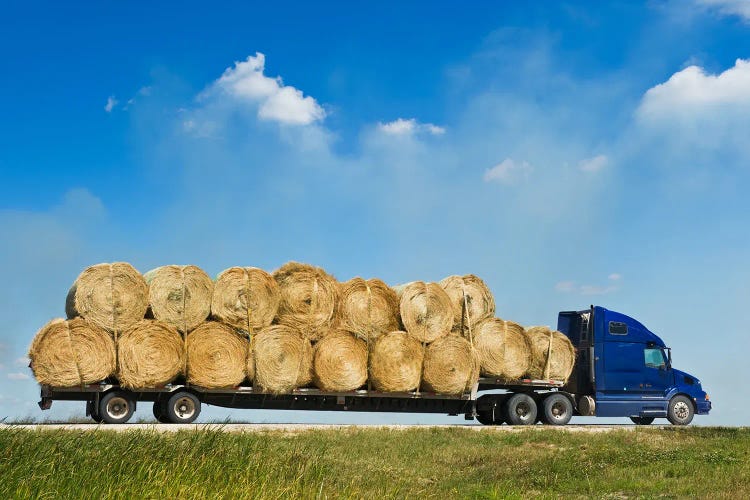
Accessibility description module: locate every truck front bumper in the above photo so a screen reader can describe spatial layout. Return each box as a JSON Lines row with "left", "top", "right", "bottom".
{"left": 695, "top": 398, "right": 711, "bottom": 415}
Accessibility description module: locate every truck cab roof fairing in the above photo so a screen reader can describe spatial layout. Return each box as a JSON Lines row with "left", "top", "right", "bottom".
{"left": 593, "top": 306, "right": 666, "bottom": 347}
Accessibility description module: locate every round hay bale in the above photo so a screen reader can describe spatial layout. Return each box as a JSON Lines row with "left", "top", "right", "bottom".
{"left": 211, "top": 267, "right": 280, "bottom": 332}
{"left": 439, "top": 274, "right": 495, "bottom": 335}
{"left": 186, "top": 322, "right": 248, "bottom": 388}
{"left": 336, "top": 278, "right": 400, "bottom": 342}
{"left": 312, "top": 331, "right": 367, "bottom": 391}
{"left": 474, "top": 318, "right": 530, "bottom": 380}
{"left": 524, "top": 326, "right": 576, "bottom": 381}
{"left": 369, "top": 331, "right": 423, "bottom": 392}
{"left": 252, "top": 325, "right": 312, "bottom": 394}
{"left": 28, "top": 317, "right": 115, "bottom": 386}
{"left": 397, "top": 281, "right": 453, "bottom": 343}
{"left": 65, "top": 262, "right": 148, "bottom": 332}
{"left": 422, "top": 334, "right": 479, "bottom": 395}
{"left": 145, "top": 265, "right": 213, "bottom": 333}
{"left": 272, "top": 262, "right": 338, "bottom": 341}
{"left": 117, "top": 319, "right": 184, "bottom": 389}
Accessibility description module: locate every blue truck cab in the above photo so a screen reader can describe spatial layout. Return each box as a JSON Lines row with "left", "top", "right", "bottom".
{"left": 558, "top": 306, "right": 711, "bottom": 425}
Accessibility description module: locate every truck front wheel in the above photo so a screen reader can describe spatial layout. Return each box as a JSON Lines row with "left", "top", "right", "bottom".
{"left": 504, "top": 393, "right": 537, "bottom": 425}
{"left": 667, "top": 395, "right": 694, "bottom": 425}
{"left": 165, "top": 391, "right": 201, "bottom": 424}
{"left": 541, "top": 394, "right": 573, "bottom": 425}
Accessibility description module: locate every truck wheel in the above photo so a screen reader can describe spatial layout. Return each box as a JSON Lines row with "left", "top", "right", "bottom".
{"left": 88, "top": 400, "right": 102, "bottom": 423}
{"left": 667, "top": 395, "right": 694, "bottom": 425}
{"left": 504, "top": 393, "right": 537, "bottom": 425}
{"left": 165, "top": 391, "right": 201, "bottom": 424}
{"left": 630, "top": 416, "right": 655, "bottom": 425}
{"left": 541, "top": 394, "right": 573, "bottom": 425}
{"left": 99, "top": 391, "right": 136, "bottom": 424}
{"left": 152, "top": 400, "right": 170, "bottom": 423}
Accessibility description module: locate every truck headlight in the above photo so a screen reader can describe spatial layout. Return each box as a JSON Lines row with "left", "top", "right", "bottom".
{"left": 705, "top": 394, "right": 710, "bottom": 401}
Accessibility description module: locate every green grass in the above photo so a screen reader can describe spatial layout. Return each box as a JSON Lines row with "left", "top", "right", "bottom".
{"left": 1, "top": 427, "right": 748, "bottom": 498}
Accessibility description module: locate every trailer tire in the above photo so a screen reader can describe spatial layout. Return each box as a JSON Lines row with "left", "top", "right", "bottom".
{"left": 541, "top": 393, "right": 573, "bottom": 425}
{"left": 165, "top": 391, "right": 201, "bottom": 424}
{"left": 630, "top": 416, "right": 655, "bottom": 425}
{"left": 88, "top": 400, "right": 102, "bottom": 423}
{"left": 504, "top": 393, "right": 537, "bottom": 425}
{"left": 99, "top": 391, "right": 136, "bottom": 424}
{"left": 152, "top": 400, "right": 171, "bottom": 423}
{"left": 667, "top": 395, "right": 694, "bottom": 426}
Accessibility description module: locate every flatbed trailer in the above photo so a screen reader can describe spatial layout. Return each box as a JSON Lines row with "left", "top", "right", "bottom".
{"left": 38, "top": 377, "right": 568, "bottom": 425}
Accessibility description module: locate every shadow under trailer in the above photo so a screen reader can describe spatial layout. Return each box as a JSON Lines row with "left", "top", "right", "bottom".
{"left": 38, "top": 306, "right": 711, "bottom": 426}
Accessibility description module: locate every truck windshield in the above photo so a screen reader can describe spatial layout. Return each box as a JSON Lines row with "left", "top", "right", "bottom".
{"left": 644, "top": 348, "right": 666, "bottom": 369}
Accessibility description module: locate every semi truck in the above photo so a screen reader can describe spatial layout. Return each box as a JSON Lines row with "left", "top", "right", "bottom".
{"left": 37, "top": 305, "right": 711, "bottom": 426}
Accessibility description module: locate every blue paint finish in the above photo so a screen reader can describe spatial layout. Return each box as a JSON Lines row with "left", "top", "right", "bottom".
{"left": 558, "top": 306, "right": 711, "bottom": 420}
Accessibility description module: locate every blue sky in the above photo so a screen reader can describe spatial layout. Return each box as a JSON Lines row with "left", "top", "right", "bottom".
{"left": 1, "top": 1, "right": 749, "bottom": 424}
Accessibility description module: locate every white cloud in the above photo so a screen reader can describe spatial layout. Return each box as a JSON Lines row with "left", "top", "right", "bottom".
{"left": 578, "top": 154, "right": 608, "bottom": 172}
{"left": 637, "top": 59, "right": 750, "bottom": 121}
{"left": 696, "top": 0, "right": 750, "bottom": 21}
{"left": 555, "top": 281, "right": 576, "bottom": 293}
{"left": 104, "top": 96, "right": 118, "bottom": 113}
{"left": 7, "top": 372, "right": 29, "bottom": 381}
{"left": 14, "top": 357, "right": 30, "bottom": 367}
{"left": 483, "top": 158, "right": 533, "bottom": 184}
{"left": 377, "top": 118, "right": 446, "bottom": 136}
{"left": 212, "top": 52, "right": 325, "bottom": 125}
{"left": 608, "top": 273, "right": 622, "bottom": 281}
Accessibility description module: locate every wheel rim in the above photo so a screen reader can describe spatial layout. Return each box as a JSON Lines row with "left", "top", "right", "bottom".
{"left": 674, "top": 401, "right": 690, "bottom": 421}
{"left": 516, "top": 402, "right": 530, "bottom": 418}
{"left": 551, "top": 401, "right": 567, "bottom": 420}
{"left": 106, "top": 397, "right": 129, "bottom": 419}
{"left": 174, "top": 397, "right": 196, "bottom": 420}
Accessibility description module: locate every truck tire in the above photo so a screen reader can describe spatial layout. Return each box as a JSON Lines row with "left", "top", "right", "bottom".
{"left": 541, "top": 393, "right": 573, "bottom": 425}
{"left": 165, "top": 391, "right": 201, "bottom": 424}
{"left": 667, "top": 395, "right": 694, "bottom": 426}
{"left": 630, "top": 416, "right": 655, "bottom": 425}
{"left": 152, "top": 400, "right": 170, "bottom": 423}
{"left": 88, "top": 399, "right": 102, "bottom": 423}
{"left": 504, "top": 393, "right": 537, "bottom": 425}
{"left": 98, "top": 391, "right": 136, "bottom": 424}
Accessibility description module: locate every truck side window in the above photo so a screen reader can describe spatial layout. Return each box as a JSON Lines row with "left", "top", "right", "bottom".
{"left": 644, "top": 348, "right": 666, "bottom": 369}
{"left": 609, "top": 321, "right": 628, "bottom": 335}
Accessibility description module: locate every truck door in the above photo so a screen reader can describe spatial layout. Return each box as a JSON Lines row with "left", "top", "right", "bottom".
{"left": 641, "top": 347, "right": 673, "bottom": 396}
{"left": 601, "top": 342, "right": 643, "bottom": 398}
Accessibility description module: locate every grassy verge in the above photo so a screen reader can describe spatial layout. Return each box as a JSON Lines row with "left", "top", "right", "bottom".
{"left": 1, "top": 427, "right": 748, "bottom": 498}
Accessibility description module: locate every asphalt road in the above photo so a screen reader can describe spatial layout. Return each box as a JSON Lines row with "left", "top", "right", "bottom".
{"left": 1, "top": 423, "right": 654, "bottom": 433}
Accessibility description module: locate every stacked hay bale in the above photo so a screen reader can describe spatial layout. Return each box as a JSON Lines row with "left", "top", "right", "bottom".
{"left": 336, "top": 278, "right": 399, "bottom": 342}
{"left": 473, "top": 318, "right": 530, "bottom": 381}
{"left": 211, "top": 266, "right": 281, "bottom": 386}
{"left": 272, "top": 262, "right": 338, "bottom": 341}
{"left": 145, "top": 265, "right": 213, "bottom": 333}
{"left": 369, "top": 331, "right": 423, "bottom": 392}
{"left": 439, "top": 274, "right": 495, "bottom": 338}
{"left": 186, "top": 322, "right": 248, "bottom": 388}
{"left": 252, "top": 325, "right": 312, "bottom": 394}
{"left": 524, "top": 326, "right": 576, "bottom": 381}
{"left": 117, "top": 319, "right": 184, "bottom": 389}
{"left": 312, "top": 331, "right": 368, "bottom": 392}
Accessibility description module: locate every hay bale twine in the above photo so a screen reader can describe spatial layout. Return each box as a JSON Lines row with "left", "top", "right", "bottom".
{"left": 369, "top": 331, "right": 423, "bottom": 392}
{"left": 474, "top": 318, "right": 530, "bottom": 380}
{"left": 28, "top": 318, "right": 116, "bottom": 386}
{"left": 312, "top": 331, "right": 367, "bottom": 392}
{"left": 439, "top": 274, "right": 495, "bottom": 335}
{"left": 397, "top": 281, "right": 453, "bottom": 343}
{"left": 252, "top": 325, "right": 312, "bottom": 393}
{"left": 422, "top": 334, "right": 479, "bottom": 395}
{"left": 336, "top": 278, "right": 400, "bottom": 342}
{"left": 186, "top": 321, "right": 248, "bottom": 388}
{"left": 211, "top": 267, "right": 280, "bottom": 332}
{"left": 65, "top": 262, "right": 148, "bottom": 332}
{"left": 272, "top": 262, "right": 338, "bottom": 341}
{"left": 524, "top": 326, "right": 576, "bottom": 381}
{"left": 117, "top": 319, "right": 184, "bottom": 389}
{"left": 145, "top": 265, "right": 213, "bottom": 333}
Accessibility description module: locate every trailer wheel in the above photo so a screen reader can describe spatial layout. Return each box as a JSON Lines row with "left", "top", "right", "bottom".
{"left": 541, "top": 394, "right": 573, "bottom": 425}
{"left": 99, "top": 391, "right": 136, "bottom": 424}
{"left": 667, "top": 395, "right": 694, "bottom": 426}
{"left": 152, "top": 400, "right": 170, "bottom": 423}
{"left": 504, "top": 393, "right": 537, "bottom": 425}
{"left": 630, "top": 416, "right": 655, "bottom": 425}
{"left": 87, "top": 400, "right": 102, "bottom": 423}
{"left": 165, "top": 391, "right": 201, "bottom": 424}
